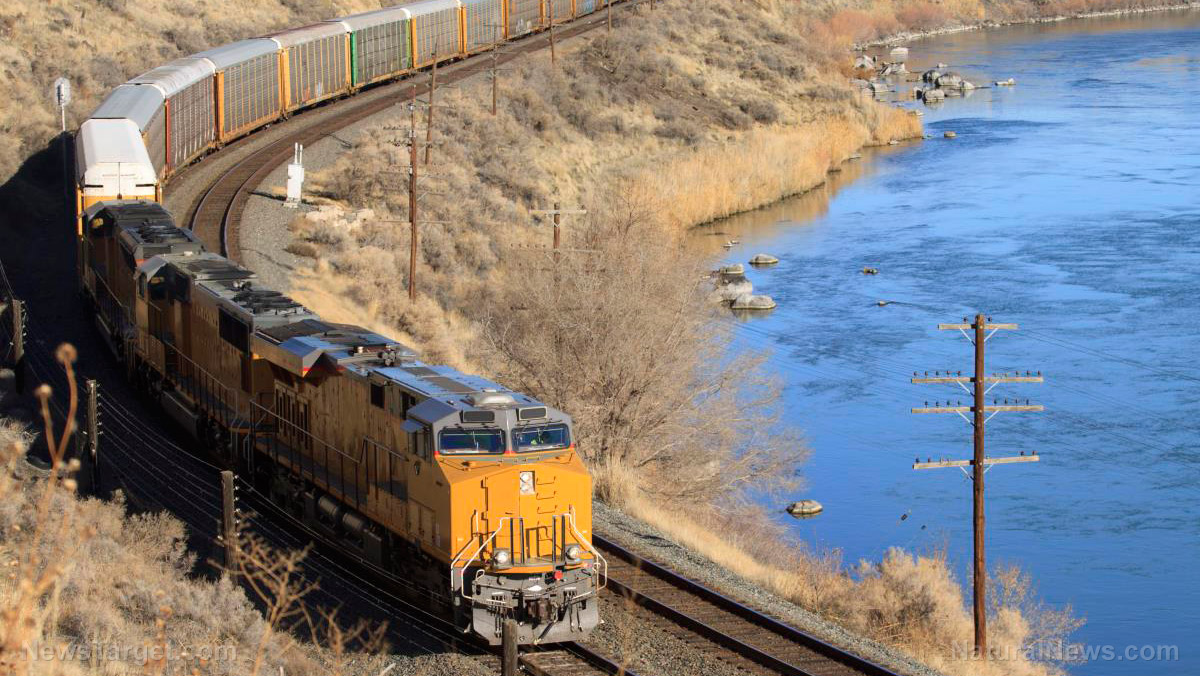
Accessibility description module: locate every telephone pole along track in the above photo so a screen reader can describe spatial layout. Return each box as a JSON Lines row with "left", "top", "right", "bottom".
{"left": 186, "top": 1, "right": 639, "bottom": 259}
{"left": 594, "top": 535, "right": 907, "bottom": 676}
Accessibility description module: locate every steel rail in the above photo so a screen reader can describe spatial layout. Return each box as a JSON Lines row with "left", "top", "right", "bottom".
{"left": 184, "top": 1, "right": 641, "bottom": 259}
{"left": 594, "top": 534, "right": 907, "bottom": 676}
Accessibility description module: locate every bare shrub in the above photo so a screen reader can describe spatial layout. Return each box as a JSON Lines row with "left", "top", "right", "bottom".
{"left": 478, "top": 189, "right": 802, "bottom": 503}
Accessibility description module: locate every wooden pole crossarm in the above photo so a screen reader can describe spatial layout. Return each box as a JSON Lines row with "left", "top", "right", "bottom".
{"left": 913, "top": 454, "right": 1040, "bottom": 470}
{"left": 912, "top": 405, "right": 1044, "bottom": 413}
{"left": 912, "top": 375, "right": 1044, "bottom": 384}
{"left": 938, "top": 323, "right": 1019, "bottom": 330}
{"left": 531, "top": 208, "right": 588, "bottom": 217}
{"left": 912, "top": 453, "right": 1036, "bottom": 470}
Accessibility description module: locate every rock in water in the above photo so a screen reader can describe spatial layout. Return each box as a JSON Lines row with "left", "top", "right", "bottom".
{"left": 786, "top": 500, "right": 824, "bottom": 517}
{"left": 944, "top": 131, "right": 957, "bottom": 138}
{"left": 749, "top": 254, "right": 780, "bottom": 266}
{"left": 718, "top": 264, "right": 745, "bottom": 276}
{"left": 922, "top": 88, "right": 945, "bottom": 103}
{"left": 731, "top": 293, "right": 776, "bottom": 310}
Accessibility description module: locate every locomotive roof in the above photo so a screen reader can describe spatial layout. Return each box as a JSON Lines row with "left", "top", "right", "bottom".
{"left": 87, "top": 200, "right": 205, "bottom": 260}
{"left": 144, "top": 253, "right": 316, "bottom": 326}
{"left": 255, "top": 318, "right": 415, "bottom": 376}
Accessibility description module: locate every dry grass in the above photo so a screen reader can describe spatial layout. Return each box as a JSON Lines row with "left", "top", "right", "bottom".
{"left": 620, "top": 490, "right": 1084, "bottom": 676}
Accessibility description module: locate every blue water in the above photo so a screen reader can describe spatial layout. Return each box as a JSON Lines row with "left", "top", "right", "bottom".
{"left": 701, "top": 11, "right": 1200, "bottom": 674}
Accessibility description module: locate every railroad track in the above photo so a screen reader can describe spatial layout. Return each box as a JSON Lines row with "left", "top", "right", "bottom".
{"left": 594, "top": 535, "right": 904, "bottom": 676}
{"left": 185, "top": 1, "right": 639, "bottom": 259}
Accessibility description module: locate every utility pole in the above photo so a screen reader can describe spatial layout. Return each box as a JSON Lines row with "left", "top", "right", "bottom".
{"left": 11, "top": 299, "right": 25, "bottom": 395}
{"left": 548, "top": 0, "right": 557, "bottom": 65}
{"left": 607, "top": 0, "right": 613, "bottom": 31}
{"left": 487, "top": 25, "right": 513, "bottom": 117}
{"left": 531, "top": 203, "right": 587, "bottom": 258}
{"left": 409, "top": 84, "right": 420, "bottom": 300}
{"left": 220, "top": 470, "right": 239, "bottom": 581}
{"left": 911, "top": 314, "right": 1043, "bottom": 658}
{"left": 492, "top": 27, "right": 500, "bottom": 116}
{"left": 425, "top": 51, "right": 439, "bottom": 166}
{"left": 85, "top": 379, "right": 98, "bottom": 493}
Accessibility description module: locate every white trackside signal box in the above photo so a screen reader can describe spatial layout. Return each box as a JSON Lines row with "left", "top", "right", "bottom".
{"left": 286, "top": 143, "right": 304, "bottom": 208}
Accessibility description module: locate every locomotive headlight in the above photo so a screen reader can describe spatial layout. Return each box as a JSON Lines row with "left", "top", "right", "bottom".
{"left": 492, "top": 548, "right": 512, "bottom": 568}
{"left": 564, "top": 544, "right": 583, "bottom": 564}
{"left": 519, "top": 471, "right": 535, "bottom": 495}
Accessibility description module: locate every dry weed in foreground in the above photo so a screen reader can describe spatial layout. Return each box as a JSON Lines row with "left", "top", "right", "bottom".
{"left": 0, "top": 345, "right": 393, "bottom": 676}
{"left": 234, "top": 532, "right": 388, "bottom": 676}
{"left": 0, "top": 344, "right": 92, "bottom": 676}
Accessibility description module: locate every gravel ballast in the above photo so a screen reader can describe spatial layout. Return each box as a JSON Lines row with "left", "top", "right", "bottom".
{"left": 594, "top": 502, "right": 949, "bottom": 676}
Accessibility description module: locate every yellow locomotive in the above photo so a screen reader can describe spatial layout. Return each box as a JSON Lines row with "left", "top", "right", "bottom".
{"left": 80, "top": 200, "right": 604, "bottom": 644}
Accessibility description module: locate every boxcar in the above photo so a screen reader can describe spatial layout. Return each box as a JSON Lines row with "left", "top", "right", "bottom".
{"left": 129, "top": 58, "right": 216, "bottom": 175}
{"left": 267, "top": 23, "right": 352, "bottom": 113}
{"left": 332, "top": 8, "right": 412, "bottom": 89}
{"left": 577, "top": 0, "right": 599, "bottom": 15}
{"left": 506, "top": 0, "right": 543, "bottom": 37}
{"left": 462, "top": 0, "right": 504, "bottom": 53}
{"left": 194, "top": 40, "right": 283, "bottom": 143}
{"left": 408, "top": 0, "right": 465, "bottom": 67}
{"left": 89, "top": 85, "right": 168, "bottom": 178}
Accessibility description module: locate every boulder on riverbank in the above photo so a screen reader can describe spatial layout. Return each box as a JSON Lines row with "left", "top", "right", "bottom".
{"left": 786, "top": 500, "right": 823, "bottom": 517}
{"left": 749, "top": 253, "right": 780, "bottom": 266}
{"left": 714, "top": 265, "right": 753, "bottom": 301}
{"left": 732, "top": 293, "right": 776, "bottom": 310}
{"left": 920, "top": 88, "right": 945, "bottom": 103}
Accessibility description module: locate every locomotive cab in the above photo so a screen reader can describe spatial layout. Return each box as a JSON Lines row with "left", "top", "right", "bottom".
{"left": 402, "top": 392, "right": 604, "bottom": 644}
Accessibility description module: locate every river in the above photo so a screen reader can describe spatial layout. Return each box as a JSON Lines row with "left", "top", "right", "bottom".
{"left": 696, "top": 10, "right": 1200, "bottom": 675}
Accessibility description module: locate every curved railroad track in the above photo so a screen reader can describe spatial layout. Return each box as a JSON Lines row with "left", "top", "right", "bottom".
{"left": 185, "top": 2, "right": 636, "bottom": 259}
{"left": 595, "top": 535, "right": 906, "bottom": 676}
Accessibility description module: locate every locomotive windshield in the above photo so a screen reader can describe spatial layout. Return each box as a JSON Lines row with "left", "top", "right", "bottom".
{"left": 439, "top": 429, "right": 505, "bottom": 454}
{"left": 514, "top": 423, "right": 571, "bottom": 452}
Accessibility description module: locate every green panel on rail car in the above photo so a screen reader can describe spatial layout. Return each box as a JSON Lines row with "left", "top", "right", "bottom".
{"left": 350, "top": 33, "right": 359, "bottom": 86}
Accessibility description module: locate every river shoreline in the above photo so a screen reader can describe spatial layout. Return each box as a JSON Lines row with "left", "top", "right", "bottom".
{"left": 864, "top": 0, "right": 1198, "bottom": 47}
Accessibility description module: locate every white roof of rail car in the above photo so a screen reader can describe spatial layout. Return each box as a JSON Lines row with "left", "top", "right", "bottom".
{"left": 405, "top": 0, "right": 463, "bottom": 18}
{"left": 89, "top": 84, "right": 164, "bottom": 131}
{"left": 192, "top": 39, "right": 279, "bottom": 70}
{"left": 264, "top": 22, "right": 348, "bottom": 48}
{"left": 75, "top": 119, "right": 157, "bottom": 193}
{"left": 331, "top": 6, "right": 411, "bottom": 31}
{"left": 128, "top": 58, "right": 215, "bottom": 97}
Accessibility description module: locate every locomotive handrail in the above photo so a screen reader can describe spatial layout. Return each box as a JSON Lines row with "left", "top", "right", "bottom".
{"left": 451, "top": 516, "right": 511, "bottom": 596}
{"left": 566, "top": 510, "right": 607, "bottom": 594}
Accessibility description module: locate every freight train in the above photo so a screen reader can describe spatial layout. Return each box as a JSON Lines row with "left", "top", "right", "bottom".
{"left": 75, "top": 0, "right": 610, "bottom": 646}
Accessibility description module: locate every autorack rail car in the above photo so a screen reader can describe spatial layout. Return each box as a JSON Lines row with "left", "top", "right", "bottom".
{"left": 75, "top": 0, "right": 603, "bottom": 222}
